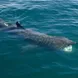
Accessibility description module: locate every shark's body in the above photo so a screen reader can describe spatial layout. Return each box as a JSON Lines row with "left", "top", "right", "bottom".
{"left": 0, "top": 19, "right": 76, "bottom": 52}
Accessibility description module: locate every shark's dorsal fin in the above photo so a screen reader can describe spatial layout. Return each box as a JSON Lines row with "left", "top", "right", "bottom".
{"left": 16, "top": 21, "right": 24, "bottom": 29}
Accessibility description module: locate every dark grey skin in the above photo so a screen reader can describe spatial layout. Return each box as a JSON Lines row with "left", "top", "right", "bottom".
{"left": 0, "top": 19, "right": 76, "bottom": 51}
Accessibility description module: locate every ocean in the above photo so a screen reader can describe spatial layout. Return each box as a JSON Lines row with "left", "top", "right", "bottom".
{"left": 0, "top": 0, "right": 78, "bottom": 78}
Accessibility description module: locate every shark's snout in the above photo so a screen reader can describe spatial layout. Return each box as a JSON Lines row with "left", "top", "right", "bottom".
{"left": 67, "top": 40, "right": 76, "bottom": 46}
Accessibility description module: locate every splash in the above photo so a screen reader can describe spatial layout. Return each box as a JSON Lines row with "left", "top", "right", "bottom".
{"left": 63, "top": 45, "right": 72, "bottom": 53}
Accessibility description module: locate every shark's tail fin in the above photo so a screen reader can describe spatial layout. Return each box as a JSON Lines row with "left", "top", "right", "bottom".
{"left": 16, "top": 21, "right": 24, "bottom": 29}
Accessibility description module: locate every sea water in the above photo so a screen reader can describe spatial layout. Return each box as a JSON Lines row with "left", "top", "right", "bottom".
{"left": 0, "top": 0, "right": 78, "bottom": 78}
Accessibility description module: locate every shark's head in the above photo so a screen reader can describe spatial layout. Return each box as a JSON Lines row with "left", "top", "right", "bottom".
{"left": 53, "top": 37, "right": 76, "bottom": 52}
{"left": 62, "top": 38, "right": 76, "bottom": 52}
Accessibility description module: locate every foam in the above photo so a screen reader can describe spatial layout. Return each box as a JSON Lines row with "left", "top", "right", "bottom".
{"left": 63, "top": 45, "right": 72, "bottom": 52}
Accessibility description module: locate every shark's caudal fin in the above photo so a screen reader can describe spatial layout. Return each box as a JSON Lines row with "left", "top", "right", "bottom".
{"left": 16, "top": 21, "right": 24, "bottom": 29}
{"left": 0, "top": 18, "right": 9, "bottom": 27}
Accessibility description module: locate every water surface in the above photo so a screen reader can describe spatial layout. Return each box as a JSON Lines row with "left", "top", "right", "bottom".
{"left": 0, "top": 0, "right": 78, "bottom": 78}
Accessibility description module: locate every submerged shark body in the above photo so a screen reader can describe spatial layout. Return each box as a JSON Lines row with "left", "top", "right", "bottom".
{"left": 0, "top": 19, "right": 76, "bottom": 52}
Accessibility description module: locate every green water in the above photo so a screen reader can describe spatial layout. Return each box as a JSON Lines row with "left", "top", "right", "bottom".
{"left": 0, "top": 0, "right": 78, "bottom": 78}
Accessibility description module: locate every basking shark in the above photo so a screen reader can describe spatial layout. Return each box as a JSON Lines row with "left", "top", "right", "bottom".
{"left": 0, "top": 19, "right": 76, "bottom": 52}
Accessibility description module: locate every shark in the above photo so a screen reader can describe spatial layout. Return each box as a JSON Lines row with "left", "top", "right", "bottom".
{"left": 0, "top": 19, "right": 76, "bottom": 52}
